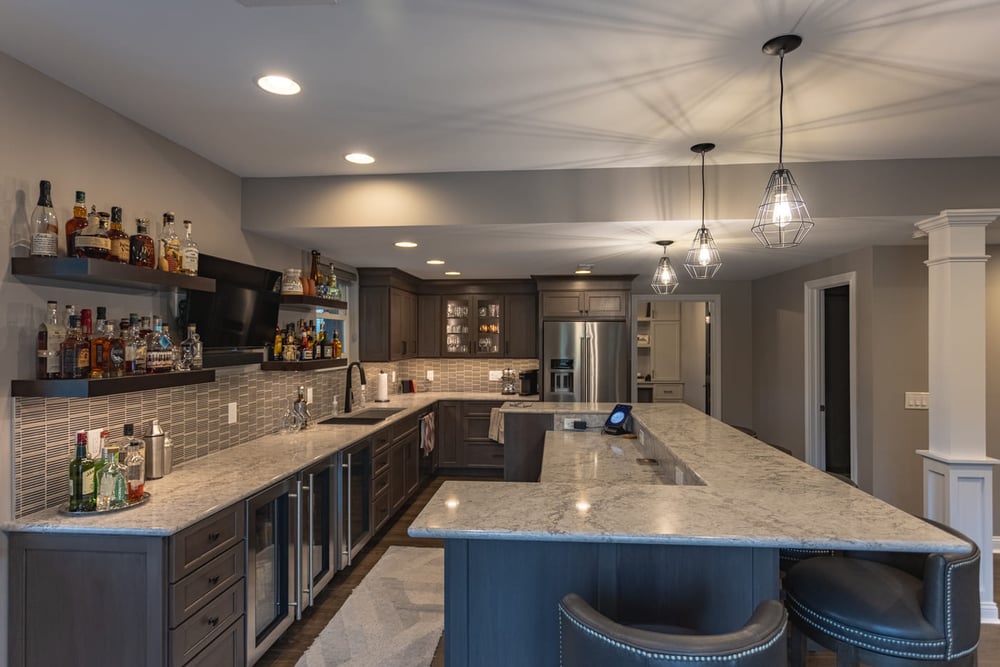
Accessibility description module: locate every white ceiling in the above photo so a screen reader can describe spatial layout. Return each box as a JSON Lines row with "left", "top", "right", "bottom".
{"left": 3, "top": 0, "right": 1000, "bottom": 280}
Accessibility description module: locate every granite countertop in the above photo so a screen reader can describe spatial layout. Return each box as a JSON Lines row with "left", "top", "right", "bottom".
{"left": 409, "top": 403, "right": 969, "bottom": 553}
{"left": 5, "top": 392, "right": 519, "bottom": 536}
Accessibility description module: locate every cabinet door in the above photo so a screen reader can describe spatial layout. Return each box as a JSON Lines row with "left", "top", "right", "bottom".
{"left": 583, "top": 290, "right": 628, "bottom": 318}
{"left": 359, "top": 286, "right": 390, "bottom": 361}
{"left": 437, "top": 400, "right": 463, "bottom": 466}
{"left": 417, "top": 294, "right": 441, "bottom": 357}
{"left": 504, "top": 293, "right": 537, "bottom": 358}
{"left": 404, "top": 291, "right": 418, "bottom": 358}
{"left": 401, "top": 428, "right": 420, "bottom": 497}
{"left": 472, "top": 295, "right": 503, "bottom": 356}
{"left": 540, "top": 291, "right": 584, "bottom": 317}
{"left": 652, "top": 300, "right": 680, "bottom": 321}
{"left": 443, "top": 297, "right": 473, "bottom": 356}
{"left": 651, "top": 320, "right": 681, "bottom": 381}
{"left": 389, "top": 287, "right": 406, "bottom": 360}
{"left": 461, "top": 401, "right": 505, "bottom": 469}
{"left": 389, "top": 441, "right": 406, "bottom": 511}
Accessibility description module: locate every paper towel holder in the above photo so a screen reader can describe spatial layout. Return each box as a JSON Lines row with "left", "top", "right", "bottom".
{"left": 374, "top": 369, "right": 391, "bottom": 403}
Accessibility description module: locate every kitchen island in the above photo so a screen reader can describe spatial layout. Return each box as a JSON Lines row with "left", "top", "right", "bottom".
{"left": 408, "top": 402, "right": 969, "bottom": 667}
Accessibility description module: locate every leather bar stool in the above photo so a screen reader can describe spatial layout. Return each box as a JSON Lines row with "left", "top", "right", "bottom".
{"left": 783, "top": 519, "right": 980, "bottom": 666}
{"left": 558, "top": 594, "right": 788, "bottom": 666}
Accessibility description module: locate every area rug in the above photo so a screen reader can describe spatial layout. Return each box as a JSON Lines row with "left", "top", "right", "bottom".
{"left": 296, "top": 546, "right": 444, "bottom": 667}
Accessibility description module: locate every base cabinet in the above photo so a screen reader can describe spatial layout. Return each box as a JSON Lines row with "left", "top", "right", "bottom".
{"left": 437, "top": 400, "right": 504, "bottom": 470}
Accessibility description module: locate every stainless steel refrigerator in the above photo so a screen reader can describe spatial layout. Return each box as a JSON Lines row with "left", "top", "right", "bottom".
{"left": 542, "top": 321, "right": 630, "bottom": 403}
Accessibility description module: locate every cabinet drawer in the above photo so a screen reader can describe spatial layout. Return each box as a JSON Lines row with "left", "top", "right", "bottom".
{"left": 373, "top": 449, "right": 391, "bottom": 477}
{"left": 373, "top": 468, "right": 390, "bottom": 497}
{"left": 391, "top": 418, "right": 418, "bottom": 442}
{"left": 171, "top": 504, "right": 244, "bottom": 583}
{"left": 183, "top": 616, "right": 245, "bottom": 667}
{"left": 169, "top": 542, "right": 245, "bottom": 627}
{"left": 372, "top": 488, "right": 391, "bottom": 531}
{"left": 371, "top": 430, "right": 392, "bottom": 455}
{"left": 652, "top": 383, "right": 684, "bottom": 402}
{"left": 465, "top": 442, "right": 505, "bottom": 468}
{"left": 170, "top": 581, "right": 244, "bottom": 666}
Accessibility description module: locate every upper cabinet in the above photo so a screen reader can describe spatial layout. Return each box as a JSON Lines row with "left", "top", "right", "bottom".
{"left": 534, "top": 275, "right": 637, "bottom": 321}
{"left": 358, "top": 269, "right": 421, "bottom": 362}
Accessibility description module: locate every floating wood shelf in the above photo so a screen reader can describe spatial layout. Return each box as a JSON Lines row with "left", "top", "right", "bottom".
{"left": 12, "top": 257, "right": 216, "bottom": 293}
{"left": 278, "top": 295, "right": 348, "bottom": 311}
{"left": 11, "top": 369, "right": 217, "bottom": 398}
{"left": 260, "top": 358, "right": 348, "bottom": 372}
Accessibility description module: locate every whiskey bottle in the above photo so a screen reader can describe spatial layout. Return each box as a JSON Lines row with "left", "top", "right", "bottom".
{"left": 159, "top": 212, "right": 181, "bottom": 272}
{"left": 89, "top": 306, "right": 110, "bottom": 378}
{"left": 75, "top": 210, "right": 112, "bottom": 259}
{"left": 37, "top": 300, "right": 66, "bottom": 379}
{"left": 68, "top": 431, "right": 96, "bottom": 512}
{"left": 64, "top": 191, "right": 88, "bottom": 256}
{"left": 29, "top": 180, "right": 59, "bottom": 257}
{"left": 108, "top": 320, "right": 125, "bottom": 378}
{"left": 129, "top": 218, "right": 155, "bottom": 268}
{"left": 123, "top": 424, "right": 145, "bottom": 503}
{"left": 107, "top": 206, "right": 129, "bottom": 263}
{"left": 60, "top": 315, "right": 90, "bottom": 379}
{"left": 332, "top": 330, "right": 342, "bottom": 359}
{"left": 179, "top": 220, "right": 199, "bottom": 275}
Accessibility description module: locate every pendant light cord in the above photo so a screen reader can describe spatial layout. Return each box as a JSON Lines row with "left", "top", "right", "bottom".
{"left": 778, "top": 50, "right": 785, "bottom": 168}
{"left": 700, "top": 151, "right": 706, "bottom": 232}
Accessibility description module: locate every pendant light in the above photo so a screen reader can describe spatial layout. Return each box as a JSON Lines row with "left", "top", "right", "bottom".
{"left": 683, "top": 143, "right": 722, "bottom": 279}
{"left": 650, "top": 241, "right": 680, "bottom": 294}
{"left": 750, "top": 34, "right": 814, "bottom": 249}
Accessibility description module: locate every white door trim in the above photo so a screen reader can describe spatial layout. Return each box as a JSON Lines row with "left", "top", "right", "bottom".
{"left": 804, "top": 273, "right": 858, "bottom": 482}
{"left": 631, "top": 294, "right": 722, "bottom": 419}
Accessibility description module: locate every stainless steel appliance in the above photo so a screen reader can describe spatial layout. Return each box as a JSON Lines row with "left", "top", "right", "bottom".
{"left": 519, "top": 369, "right": 538, "bottom": 396}
{"left": 339, "top": 439, "right": 372, "bottom": 569}
{"left": 542, "top": 321, "right": 629, "bottom": 402}
{"left": 300, "top": 458, "right": 338, "bottom": 611}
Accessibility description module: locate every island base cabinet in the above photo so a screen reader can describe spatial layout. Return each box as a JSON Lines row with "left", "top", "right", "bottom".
{"left": 443, "top": 539, "right": 779, "bottom": 667}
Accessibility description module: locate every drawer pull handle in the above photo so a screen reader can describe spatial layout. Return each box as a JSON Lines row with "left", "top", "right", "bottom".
{"left": 207, "top": 575, "right": 220, "bottom": 585}
{"left": 207, "top": 531, "right": 221, "bottom": 541}
{"left": 206, "top": 616, "right": 219, "bottom": 627}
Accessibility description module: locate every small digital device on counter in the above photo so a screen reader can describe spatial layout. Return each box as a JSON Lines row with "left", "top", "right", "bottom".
{"left": 603, "top": 404, "right": 633, "bottom": 436}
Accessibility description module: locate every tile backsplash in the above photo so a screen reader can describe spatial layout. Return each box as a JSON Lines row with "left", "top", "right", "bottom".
{"left": 13, "top": 357, "right": 537, "bottom": 518}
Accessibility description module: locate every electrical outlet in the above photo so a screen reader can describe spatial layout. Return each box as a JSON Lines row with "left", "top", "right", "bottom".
{"left": 904, "top": 391, "right": 929, "bottom": 410}
{"left": 227, "top": 402, "right": 238, "bottom": 424}
{"left": 306, "top": 387, "right": 313, "bottom": 403}
{"left": 563, "top": 417, "right": 576, "bottom": 429}
{"left": 488, "top": 370, "right": 502, "bottom": 381}
{"left": 426, "top": 370, "right": 434, "bottom": 381}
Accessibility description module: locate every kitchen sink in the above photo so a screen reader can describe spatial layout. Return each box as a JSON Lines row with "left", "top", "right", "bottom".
{"left": 319, "top": 407, "right": 406, "bottom": 425}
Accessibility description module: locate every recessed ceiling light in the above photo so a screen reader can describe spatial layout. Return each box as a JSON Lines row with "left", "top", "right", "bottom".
{"left": 575, "top": 264, "right": 593, "bottom": 274}
{"left": 256, "top": 75, "right": 301, "bottom": 96}
{"left": 394, "top": 241, "right": 418, "bottom": 248}
{"left": 445, "top": 271, "right": 461, "bottom": 276}
{"left": 345, "top": 152, "right": 375, "bottom": 165}
{"left": 426, "top": 259, "right": 445, "bottom": 265}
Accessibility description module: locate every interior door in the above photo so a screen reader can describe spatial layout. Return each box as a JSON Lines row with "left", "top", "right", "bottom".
{"left": 823, "top": 285, "right": 851, "bottom": 475}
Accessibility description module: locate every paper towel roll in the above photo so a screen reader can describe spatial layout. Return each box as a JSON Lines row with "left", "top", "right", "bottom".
{"left": 375, "top": 371, "right": 389, "bottom": 402}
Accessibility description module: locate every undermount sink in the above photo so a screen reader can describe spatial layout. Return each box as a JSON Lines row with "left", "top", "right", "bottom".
{"left": 320, "top": 407, "right": 405, "bottom": 425}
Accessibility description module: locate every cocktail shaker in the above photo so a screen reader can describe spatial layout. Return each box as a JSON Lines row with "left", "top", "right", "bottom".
{"left": 144, "top": 418, "right": 166, "bottom": 479}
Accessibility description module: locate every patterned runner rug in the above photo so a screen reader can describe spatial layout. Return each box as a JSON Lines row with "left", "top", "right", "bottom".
{"left": 296, "top": 546, "right": 444, "bottom": 667}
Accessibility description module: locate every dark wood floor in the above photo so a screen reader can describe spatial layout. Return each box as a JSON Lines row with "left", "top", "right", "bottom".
{"left": 258, "top": 476, "right": 1000, "bottom": 667}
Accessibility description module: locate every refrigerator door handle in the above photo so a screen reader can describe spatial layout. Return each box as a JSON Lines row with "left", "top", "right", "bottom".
{"left": 580, "top": 335, "right": 589, "bottom": 403}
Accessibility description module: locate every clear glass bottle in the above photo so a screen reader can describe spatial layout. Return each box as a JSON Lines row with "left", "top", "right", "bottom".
{"left": 64, "top": 190, "right": 88, "bottom": 256}
{"left": 107, "top": 206, "right": 129, "bottom": 263}
{"left": 129, "top": 218, "right": 156, "bottom": 268}
{"left": 68, "top": 430, "right": 95, "bottom": 512}
{"left": 107, "top": 320, "right": 126, "bottom": 378}
{"left": 60, "top": 315, "right": 90, "bottom": 379}
{"left": 125, "top": 314, "right": 147, "bottom": 375}
{"left": 160, "top": 212, "right": 181, "bottom": 272}
{"left": 75, "top": 209, "right": 112, "bottom": 259}
{"left": 30, "top": 180, "right": 59, "bottom": 257}
{"left": 178, "top": 324, "right": 202, "bottom": 371}
{"left": 146, "top": 318, "right": 174, "bottom": 373}
{"left": 37, "top": 300, "right": 66, "bottom": 379}
{"left": 123, "top": 424, "right": 146, "bottom": 503}
{"left": 89, "top": 306, "right": 110, "bottom": 378}
{"left": 179, "top": 220, "right": 199, "bottom": 275}
{"left": 96, "top": 445, "right": 127, "bottom": 510}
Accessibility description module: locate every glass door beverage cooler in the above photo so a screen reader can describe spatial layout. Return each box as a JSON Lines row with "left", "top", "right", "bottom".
{"left": 246, "top": 477, "right": 298, "bottom": 664}
{"left": 300, "top": 457, "right": 338, "bottom": 608}
{"left": 339, "top": 439, "right": 372, "bottom": 569}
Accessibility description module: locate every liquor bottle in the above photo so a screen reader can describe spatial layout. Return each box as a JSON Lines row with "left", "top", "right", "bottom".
{"left": 123, "top": 424, "right": 146, "bottom": 503}
{"left": 107, "top": 320, "right": 126, "bottom": 378}
{"left": 179, "top": 220, "right": 199, "bottom": 275}
{"left": 60, "top": 315, "right": 90, "bottom": 379}
{"left": 37, "top": 300, "right": 66, "bottom": 379}
{"left": 65, "top": 190, "right": 88, "bottom": 256}
{"left": 332, "top": 330, "right": 342, "bottom": 359}
{"left": 89, "top": 306, "right": 110, "bottom": 378}
{"left": 75, "top": 210, "right": 112, "bottom": 259}
{"left": 125, "top": 315, "right": 146, "bottom": 375}
{"left": 107, "top": 206, "right": 129, "bottom": 263}
{"left": 178, "top": 324, "right": 202, "bottom": 371}
{"left": 68, "top": 431, "right": 96, "bottom": 512}
{"left": 29, "top": 180, "right": 59, "bottom": 257}
{"left": 159, "top": 212, "right": 181, "bottom": 272}
{"left": 64, "top": 304, "right": 75, "bottom": 328}
{"left": 272, "top": 327, "right": 283, "bottom": 361}
{"left": 129, "top": 218, "right": 155, "bottom": 268}
{"left": 96, "top": 444, "right": 127, "bottom": 511}
{"left": 80, "top": 308, "right": 93, "bottom": 338}
{"left": 91, "top": 428, "right": 109, "bottom": 491}
{"left": 146, "top": 318, "right": 174, "bottom": 373}
{"left": 315, "top": 330, "right": 327, "bottom": 359}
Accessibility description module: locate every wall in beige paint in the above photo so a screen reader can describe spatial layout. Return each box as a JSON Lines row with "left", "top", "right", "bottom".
{"left": 986, "top": 243, "right": 1000, "bottom": 537}
{"left": 680, "top": 301, "right": 707, "bottom": 413}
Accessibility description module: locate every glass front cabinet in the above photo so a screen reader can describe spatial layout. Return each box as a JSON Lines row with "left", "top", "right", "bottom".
{"left": 443, "top": 295, "right": 503, "bottom": 357}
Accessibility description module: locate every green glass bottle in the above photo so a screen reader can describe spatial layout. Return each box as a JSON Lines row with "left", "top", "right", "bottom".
{"left": 68, "top": 431, "right": 96, "bottom": 512}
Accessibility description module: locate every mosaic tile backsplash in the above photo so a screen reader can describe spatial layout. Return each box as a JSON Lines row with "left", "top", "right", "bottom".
{"left": 13, "top": 357, "right": 538, "bottom": 517}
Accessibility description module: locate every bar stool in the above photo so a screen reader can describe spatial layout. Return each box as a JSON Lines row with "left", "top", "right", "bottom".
{"left": 558, "top": 594, "right": 788, "bottom": 666}
{"left": 783, "top": 519, "right": 980, "bottom": 666}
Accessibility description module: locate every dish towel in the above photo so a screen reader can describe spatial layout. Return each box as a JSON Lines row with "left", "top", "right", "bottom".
{"left": 488, "top": 408, "right": 504, "bottom": 445}
{"left": 420, "top": 412, "right": 435, "bottom": 455}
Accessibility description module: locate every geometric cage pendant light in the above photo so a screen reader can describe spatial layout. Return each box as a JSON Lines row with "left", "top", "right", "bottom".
{"left": 650, "top": 240, "right": 680, "bottom": 294}
{"left": 750, "top": 34, "right": 814, "bottom": 249}
{"left": 683, "top": 142, "right": 723, "bottom": 278}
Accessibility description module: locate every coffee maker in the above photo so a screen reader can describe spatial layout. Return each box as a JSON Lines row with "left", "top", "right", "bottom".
{"left": 518, "top": 369, "right": 539, "bottom": 396}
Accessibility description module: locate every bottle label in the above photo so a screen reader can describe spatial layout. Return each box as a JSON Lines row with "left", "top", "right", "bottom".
{"left": 181, "top": 249, "right": 198, "bottom": 274}
{"left": 81, "top": 469, "right": 95, "bottom": 498}
{"left": 30, "top": 233, "right": 58, "bottom": 256}
{"left": 111, "top": 239, "right": 129, "bottom": 262}
{"left": 75, "top": 236, "right": 111, "bottom": 251}
{"left": 77, "top": 347, "right": 90, "bottom": 370}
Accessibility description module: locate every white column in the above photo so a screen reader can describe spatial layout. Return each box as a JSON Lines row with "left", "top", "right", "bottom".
{"left": 916, "top": 209, "right": 999, "bottom": 624}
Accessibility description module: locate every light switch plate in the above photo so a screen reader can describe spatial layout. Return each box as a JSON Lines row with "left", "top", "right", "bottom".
{"left": 227, "top": 402, "right": 238, "bottom": 424}
{"left": 306, "top": 387, "right": 313, "bottom": 403}
{"left": 488, "top": 370, "right": 502, "bottom": 381}
{"left": 904, "top": 391, "right": 929, "bottom": 410}
{"left": 426, "top": 370, "right": 434, "bottom": 381}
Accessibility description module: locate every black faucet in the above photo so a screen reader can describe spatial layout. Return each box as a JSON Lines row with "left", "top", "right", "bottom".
{"left": 344, "top": 362, "right": 367, "bottom": 413}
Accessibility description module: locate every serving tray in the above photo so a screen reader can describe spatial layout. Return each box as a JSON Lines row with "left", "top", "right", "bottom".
{"left": 57, "top": 492, "right": 151, "bottom": 516}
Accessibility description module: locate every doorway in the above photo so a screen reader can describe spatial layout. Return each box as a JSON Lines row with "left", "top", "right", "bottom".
{"left": 804, "top": 274, "right": 857, "bottom": 482}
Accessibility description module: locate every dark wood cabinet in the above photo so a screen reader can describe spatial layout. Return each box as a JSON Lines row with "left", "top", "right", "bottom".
{"left": 358, "top": 269, "right": 422, "bottom": 362}
{"left": 535, "top": 275, "right": 636, "bottom": 321}
{"left": 504, "top": 293, "right": 537, "bottom": 358}
{"left": 436, "top": 400, "right": 504, "bottom": 470}
{"left": 417, "top": 294, "right": 441, "bottom": 357}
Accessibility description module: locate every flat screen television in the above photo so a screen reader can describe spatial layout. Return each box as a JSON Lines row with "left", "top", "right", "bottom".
{"left": 181, "top": 255, "right": 282, "bottom": 364}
